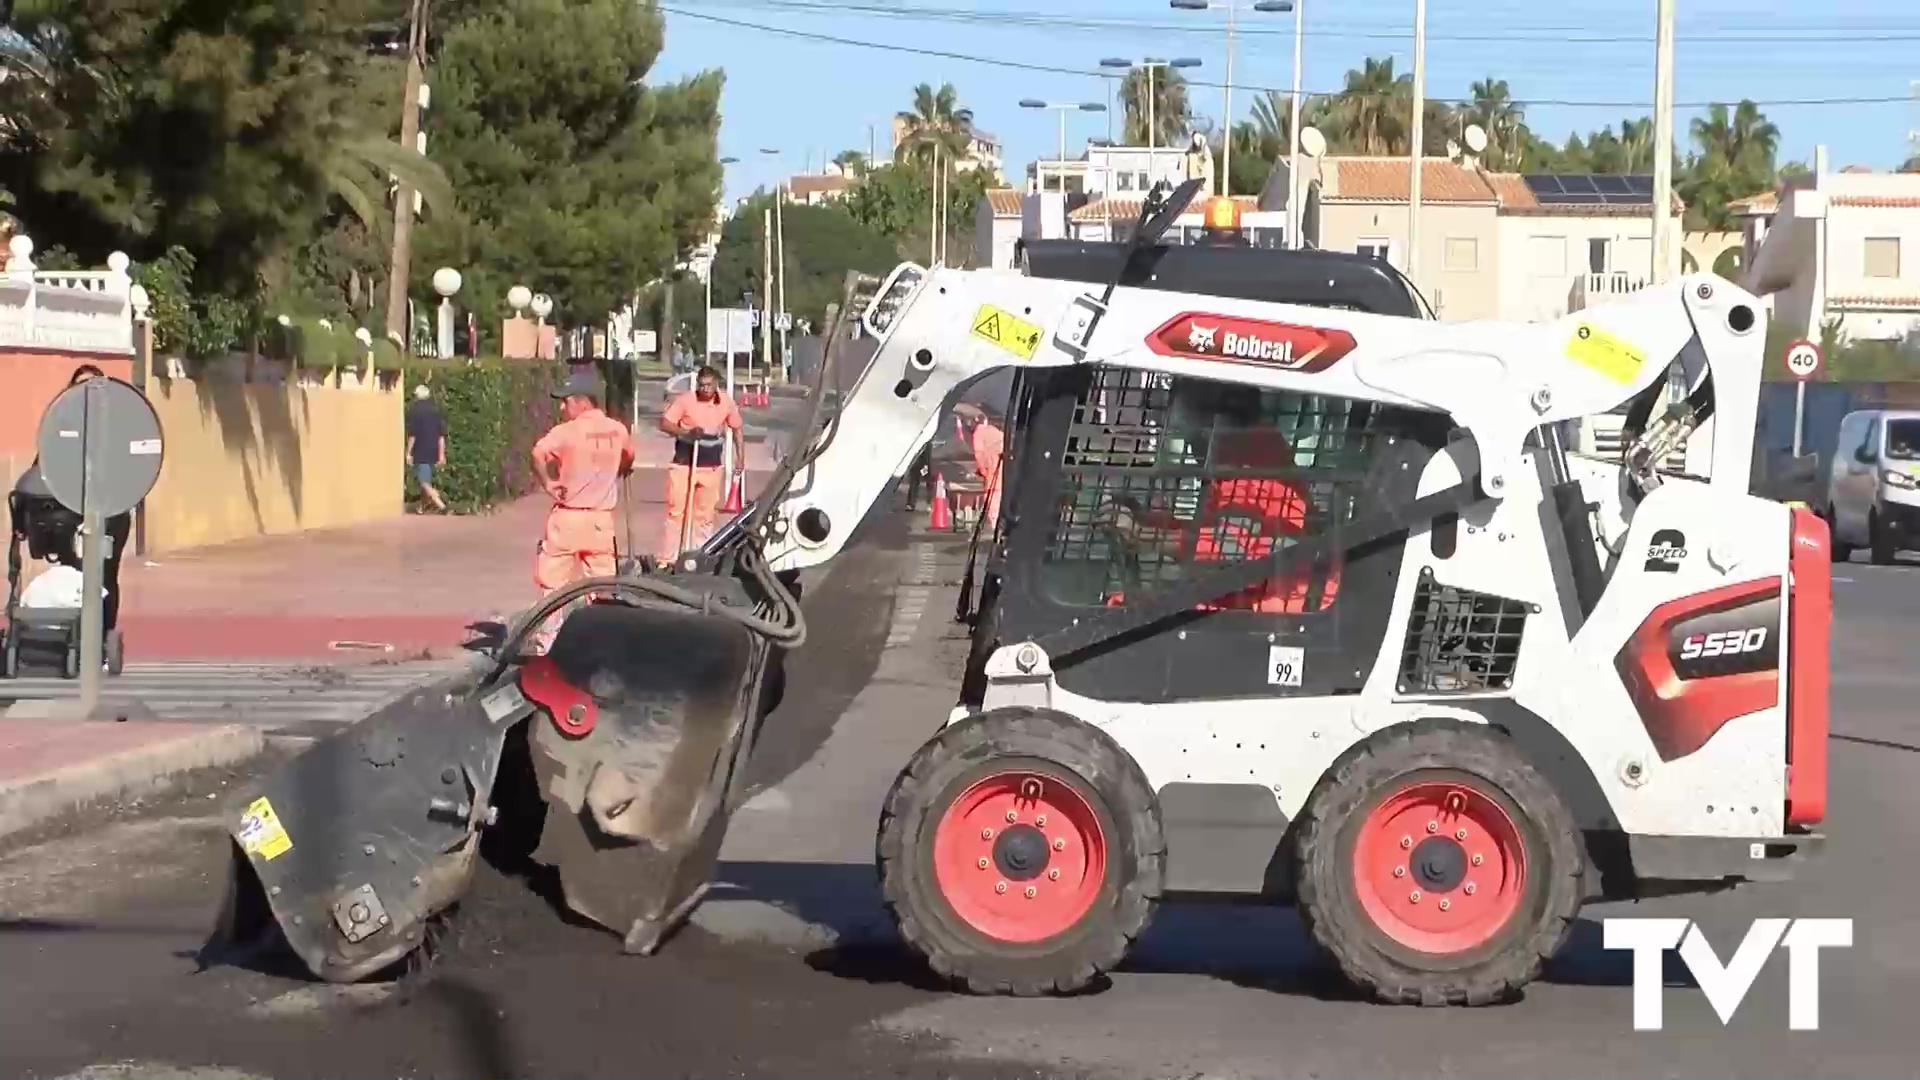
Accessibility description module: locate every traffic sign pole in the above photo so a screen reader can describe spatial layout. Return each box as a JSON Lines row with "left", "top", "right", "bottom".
{"left": 1784, "top": 339, "right": 1823, "bottom": 458}
{"left": 77, "top": 382, "right": 107, "bottom": 713}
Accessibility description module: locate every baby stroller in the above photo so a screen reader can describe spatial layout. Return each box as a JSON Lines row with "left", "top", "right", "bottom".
{"left": 3, "top": 468, "right": 125, "bottom": 679}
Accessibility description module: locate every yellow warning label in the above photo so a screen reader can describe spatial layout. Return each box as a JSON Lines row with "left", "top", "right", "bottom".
{"left": 1565, "top": 322, "right": 1646, "bottom": 384}
{"left": 237, "top": 796, "right": 293, "bottom": 861}
{"left": 971, "top": 304, "right": 1043, "bottom": 360}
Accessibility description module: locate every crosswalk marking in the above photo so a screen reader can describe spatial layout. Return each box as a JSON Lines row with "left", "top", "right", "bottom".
{"left": 0, "top": 659, "right": 473, "bottom": 735}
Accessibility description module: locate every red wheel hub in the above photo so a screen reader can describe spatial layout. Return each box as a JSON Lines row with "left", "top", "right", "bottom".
{"left": 931, "top": 770, "right": 1107, "bottom": 944}
{"left": 1352, "top": 780, "right": 1528, "bottom": 954}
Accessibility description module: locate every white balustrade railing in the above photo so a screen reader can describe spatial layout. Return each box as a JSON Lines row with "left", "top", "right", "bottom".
{"left": 0, "top": 233, "right": 139, "bottom": 354}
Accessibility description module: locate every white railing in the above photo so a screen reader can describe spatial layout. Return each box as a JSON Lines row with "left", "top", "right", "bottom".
{"left": 1568, "top": 271, "right": 1648, "bottom": 312}
{"left": 0, "top": 234, "right": 137, "bottom": 355}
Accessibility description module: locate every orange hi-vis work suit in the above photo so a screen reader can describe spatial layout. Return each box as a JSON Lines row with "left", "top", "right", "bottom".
{"left": 1193, "top": 428, "right": 1340, "bottom": 613}
{"left": 531, "top": 405, "right": 634, "bottom": 596}
{"left": 661, "top": 390, "right": 743, "bottom": 560}
{"left": 971, "top": 417, "right": 1005, "bottom": 527}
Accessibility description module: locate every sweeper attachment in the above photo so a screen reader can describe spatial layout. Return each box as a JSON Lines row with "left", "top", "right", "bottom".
{"left": 208, "top": 180, "right": 1829, "bottom": 1004}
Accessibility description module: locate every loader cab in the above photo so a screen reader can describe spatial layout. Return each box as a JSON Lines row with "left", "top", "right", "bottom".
{"left": 1016, "top": 239, "right": 1432, "bottom": 318}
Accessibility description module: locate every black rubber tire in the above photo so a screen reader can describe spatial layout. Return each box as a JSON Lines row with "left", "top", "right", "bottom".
{"left": 1826, "top": 511, "right": 1853, "bottom": 563}
{"left": 1292, "top": 718, "right": 1585, "bottom": 1006}
{"left": 876, "top": 706, "right": 1164, "bottom": 996}
{"left": 104, "top": 629, "right": 124, "bottom": 676}
{"left": 62, "top": 642, "right": 80, "bottom": 680}
{"left": 1870, "top": 511, "right": 1897, "bottom": 566}
{"left": 1, "top": 634, "right": 15, "bottom": 680}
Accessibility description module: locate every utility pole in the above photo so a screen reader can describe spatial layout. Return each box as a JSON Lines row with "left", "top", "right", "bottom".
{"left": 775, "top": 179, "right": 788, "bottom": 377}
{"left": 384, "top": 0, "right": 431, "bottom": 345}
{"left": 1650, "top": 0, "right": 1677, "bottom": 284}
{"left": 1287, "top": 0, "right": 1304, "bottom": 249}
{"left": 1223, "top": 0, "right": 1235, "bottom": 192}
{"left": 761, "top": 208, "right": 774, "bottom": 384}
{"left": 930, "top": 142, "right": 942, "bottom": 265}
{"left": 1406, "top": 0, "right": 1427, "bottom": 289}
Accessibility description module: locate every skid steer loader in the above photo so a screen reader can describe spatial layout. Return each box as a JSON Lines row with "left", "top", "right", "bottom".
{"left": 206, "top": 180, "right": 1829, "bottom": 1006}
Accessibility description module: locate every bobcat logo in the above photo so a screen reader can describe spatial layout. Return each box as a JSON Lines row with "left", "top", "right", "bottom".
{"left": 1187, "top": 322, "right": 1218, "bottom": 352}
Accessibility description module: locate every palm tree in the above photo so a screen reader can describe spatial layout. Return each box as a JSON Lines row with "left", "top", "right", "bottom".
{"left": 1689, "top": 100, "right": 1779, "bottom": 182}
{"left": 1334, "top": 57, "right": 1410, "bottom": 156}
{"left": 324, "top": 135, "right": 453, "bottom": 241}
{"left": 894, "top": 82, "right": 974, "bottom": 172}
{"left": 1120, "top": 67, "right": 1192, "bottom": 147}
{"left": 1465, "top": 77, "right": 1523, "bottom": 169}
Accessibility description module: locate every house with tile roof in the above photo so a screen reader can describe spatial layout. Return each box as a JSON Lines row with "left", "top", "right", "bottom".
{"left": 1485, "top": 171, "right": 1686, "bottom": 322}
{"left": 1744, "top": 148, "right": 1920, "bottom": 344}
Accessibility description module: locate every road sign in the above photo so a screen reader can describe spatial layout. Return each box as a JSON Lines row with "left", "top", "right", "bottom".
{"left": 705, "top": 309, "right": 755, "bottom": 356}
{"left": 1785, "top": 338, "right": 1822, "bottom": 381}
{"left": 635, "top": 329, "right": 657, "bottom": 355}
{"left": 36, "top": 376, "right": 164, "bottom": 519}
{"left": 774, "top": 312, "right": 793, "bottom": 333}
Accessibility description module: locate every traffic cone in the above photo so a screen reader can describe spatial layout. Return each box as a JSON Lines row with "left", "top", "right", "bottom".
{"left": 722, "top": 471, "right": 745, "bottom": 513}
{"left": 928, "top": 473, "right": 952, "bottom": 530}
{"left": 757, "top": 385, "right": 769, "bottom": 407}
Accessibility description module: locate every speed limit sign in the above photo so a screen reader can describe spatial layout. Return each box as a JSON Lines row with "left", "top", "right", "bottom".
{"left": 1785, "top": 338, "right": 1822, "bottom": 381}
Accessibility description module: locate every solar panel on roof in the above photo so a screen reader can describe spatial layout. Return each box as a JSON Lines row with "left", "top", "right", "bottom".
{"left": 1594, "top": 175, "right": 1631, "bottom": 195}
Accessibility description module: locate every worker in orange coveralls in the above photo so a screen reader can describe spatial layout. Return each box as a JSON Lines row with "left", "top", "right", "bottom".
{"left": 955, "top": 403, "right": 1005, "bottom": 528}
{"left": 658, "top": 364, "right": 744, "bottom": 560}
{"left": 528, "top": 369, "right": 634, "bottom": 652}
{"left": 1104, "top": 409, "right": 1339, "bottom": 613}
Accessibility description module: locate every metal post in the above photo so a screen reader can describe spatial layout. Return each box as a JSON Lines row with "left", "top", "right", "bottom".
{"left": 1288, "top": 0, "right": 1304, "bottom": 249}
{"left": 76, "top": 381, "right": 106, "bottom": 714}
{"left": 930, "top": 142, "right": 941, "bottom": 264}
{"left": 1147, "top": 66, "right": 1157, "bottom": 150}
{"left": 761, "top": 208, "right": 774, "bottom": 387}
{"left": 1651, "top": 0, "right": 1677, "bottom": 284}
{"left": 1058, "top": 109, "right": 1068, "bottom": 187}
{"left": 775, "top": 181, "right": 788, "bottom": 376}
{"left": 1793, "top": 381, "right": 1807, "bottom": 458}
{"left": 1407, "top": 0, "right": 1426, "bottom": 287}
{"left": 1223, "top": 2, "right": 1236, "bottom": 194}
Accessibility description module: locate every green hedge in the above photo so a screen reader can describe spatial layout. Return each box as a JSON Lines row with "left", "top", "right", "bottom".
{"left": 404, "top": 359, "right": 560, "bottom": 512}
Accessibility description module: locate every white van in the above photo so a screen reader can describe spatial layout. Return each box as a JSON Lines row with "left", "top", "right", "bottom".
{"left": 1824, "top": 408, "right": 1920, "bottom": 563}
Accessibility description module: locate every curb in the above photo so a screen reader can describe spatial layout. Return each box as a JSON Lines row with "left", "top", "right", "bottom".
{"left": 0, "top": 722, "right": 265, "bottom": 840}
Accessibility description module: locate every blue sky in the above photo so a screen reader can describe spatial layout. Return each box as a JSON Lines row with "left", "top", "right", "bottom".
{"left": 653, "top": 0, "right": 1920, "bottom": 202}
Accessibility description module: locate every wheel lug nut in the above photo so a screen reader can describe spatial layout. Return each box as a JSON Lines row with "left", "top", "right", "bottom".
{"left": 1006, "top": 810, "right": 1018, "bottom": 823}
{"left": 982, "top": 828, "right": 994, "bottom": 840}
{"left": 995, "top": 881, "right": 1007, "bottom": 894}
{"left": 1426, "top": 821, "right": 1438, "bottom": 834}
{"left": 1392, "top": 866, "right": 1406, "bottom": 878}
{"left": 1464, "top": 882, "right": 1477, "bottom": 895}
{"left": 1048, "top": 868, "right": 1060, "bottom": 881}
{"left": 1439, "top": 899, "right": 1451, "bottom": 912}
{"left": 1036, "top": 815, "right": 1047, "bottom": 826}
{"left": 977, "top": 857, "right": 989, "bottom": 870}
{"left": 1024, "top": 886, "right": 1037, "bottom": 899}
{"left": 1053, "top": 838, "right": 1066, "bottom": 850}
{"left": 1470, "top": 853, "right": 1483, "bottom": 866}
{"left": 1400, "top": 836, "right": 1411, "bottom": 849}
{"left": 1409, "top": 890, "right": 1422, "bottom": 903}
{"left": 1455, "top": 828, "right": 1467, "bottom": 841}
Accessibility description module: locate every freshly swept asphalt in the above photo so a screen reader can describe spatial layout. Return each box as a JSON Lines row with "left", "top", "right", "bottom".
{"left": 5, "top": 530, "right": 1920, "bottom": 1078}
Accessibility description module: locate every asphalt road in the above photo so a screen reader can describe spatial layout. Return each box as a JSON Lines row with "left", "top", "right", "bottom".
{"left": 4, "top": 537, "right": 1920, "bottom": 1079}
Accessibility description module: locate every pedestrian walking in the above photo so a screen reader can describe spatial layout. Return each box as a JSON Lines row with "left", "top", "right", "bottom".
{"left": 405, "top": 383, "right": 449, "bottom": 512}
{"left": 528, "top": 369, "right": 634, "bottom": 653}
{"left": 658, "top": 365, "right": 744, "bottom": 560}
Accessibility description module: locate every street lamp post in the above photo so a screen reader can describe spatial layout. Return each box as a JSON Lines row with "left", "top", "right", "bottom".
{"left": 1169, "top": 0, "right": 1291, "bottom": 197}
{"left": 1020, "top": 99, "right": 1107, "bottom": 196}
{"left": 704, "top": 156, "right": 739, "bottom": 368}
{"left": 1286, "top": 1, "right": 1305, "bottom": 249}
{"left": 1651, "top": 0, "right": 1676, "bottom": 284}
{"left": 1408, "top": 0, "right": 1427, "bottom": 290}
{"left": 1099, "top": 57, "right": 1202, "bottom": 150}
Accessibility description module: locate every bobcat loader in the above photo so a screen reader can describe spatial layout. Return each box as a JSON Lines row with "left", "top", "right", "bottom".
{"left": 207, "top": 181, "right": 1829, "bottom": 1005}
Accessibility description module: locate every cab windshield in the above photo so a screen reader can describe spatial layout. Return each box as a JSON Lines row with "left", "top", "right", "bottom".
{"left": 1887, "top": 419, "right": 1920, "bottom": 460}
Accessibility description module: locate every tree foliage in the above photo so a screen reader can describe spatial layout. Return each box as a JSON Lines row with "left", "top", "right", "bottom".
{"left": 709, "top": 193, "right": 900, "bottom": 333}
{"left": 1119, "top": 67, "right": 1192, "bottom": 148}
{"left": 409, "top": 0, "right": 723, "bottom": 332}
{"left": 0, "top": 0, "right": 380, "bottom": 296}
{"left": 843, "top": 161, "right": 994, "bottom": 265}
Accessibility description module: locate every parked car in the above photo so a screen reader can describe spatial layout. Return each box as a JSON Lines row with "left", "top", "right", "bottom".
{"left": 1823, "top": 408, "right": 1920, "bottom": 563}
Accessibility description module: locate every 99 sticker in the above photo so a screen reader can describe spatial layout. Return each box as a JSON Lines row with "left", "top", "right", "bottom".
{"left": 236, "top": 796, "right": 293, "bottom": 861}
{"left": 1268, "top": 645, "right": 1304, "bottom": 687}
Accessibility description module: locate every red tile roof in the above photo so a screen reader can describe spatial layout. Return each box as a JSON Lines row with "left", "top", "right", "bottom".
{"left": 787, "top": 173, "right": 849, "bottom": 198}
{"left": 985, "top": 189, "right": 1023, "bottom": 217}
{"left": 1831, "top": 195, "right": 1920, "bottom": 209}
{"left": 1828, "top": 294, "right": 1920, "bottom": 310}
{"left": 1327, "top": 158, "right": 1497, "bottom": 203}
{"left": 1067, "top": 194, "right": 1258, "bottom": 223}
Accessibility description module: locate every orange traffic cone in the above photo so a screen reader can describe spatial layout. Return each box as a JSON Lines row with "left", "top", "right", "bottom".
{"left": 722, "top": 471, "right": 745, "bottom": 513}
{"left": 928, "top": 473, "right": 952, "bottom": 530}
{"left": 759, "top": 385, "right": 771, "bottom": 407}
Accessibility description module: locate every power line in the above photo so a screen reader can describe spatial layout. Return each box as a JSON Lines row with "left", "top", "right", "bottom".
{"left": 664, "top": 6, "right": 1918, "bottom": 110}
{"left": 698, "top": 0, "right": 1920, "bottom": 46}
